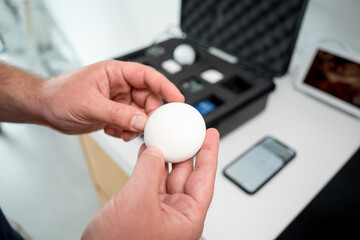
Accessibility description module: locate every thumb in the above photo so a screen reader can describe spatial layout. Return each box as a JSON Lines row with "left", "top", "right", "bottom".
{"left": 130, "top": 147, "right": 165, "bottom": 199}
{"left": 91, "top": 97, "right": 148, "bottom": 132}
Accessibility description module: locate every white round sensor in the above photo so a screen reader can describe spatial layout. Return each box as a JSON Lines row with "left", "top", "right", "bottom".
{"left": 144, "top": 102, "right": 206, "bottom": 163}
{"left": 173, "top": 44, "right": 196, "bottom": 65}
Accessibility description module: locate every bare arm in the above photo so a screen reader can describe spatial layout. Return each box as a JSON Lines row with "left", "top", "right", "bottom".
{"left": 0, "top": 62, "right": 44, "bottom": 124}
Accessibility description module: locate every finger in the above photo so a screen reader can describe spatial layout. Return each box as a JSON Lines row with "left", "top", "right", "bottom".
{"left": 92, "top": 97, "right": 148, "bottom": 132}
{"left": 122, "top": 130, "right": 141, "bottom": 142}
{"left": 167, "top": 158, "right": 194, "bottom": 194}
{"left": 104, "top": 125, "right": 123, "bottom": 138}
{"left": 132, "top": 89, "right": 163, "bottom": 114}
{"left": 185, "top": 128, "right": 220, "bottom": 209}
{"left": 138, "top": 144, "right": 169, "bottom": 194}
{"left": 159, "top": 163, "right": 169, "bottom": 194}
{"left": 144, "top": 93, "right": 163, "bottom": 115}
{"left": 131, "top": 147, "right": 165, "bottom": 201}
{"left": 138, "top": 143, "right": 147, "bottom": 157}
{"left": 106, "top": 61, "right": 185, "bottom": 103}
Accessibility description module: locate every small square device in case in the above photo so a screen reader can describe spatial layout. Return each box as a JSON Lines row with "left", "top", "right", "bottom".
{"left": 115, "top": 0, "right": 309, "bottom": 137}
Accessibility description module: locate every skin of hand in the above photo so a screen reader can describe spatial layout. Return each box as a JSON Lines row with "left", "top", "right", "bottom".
{"left": 38, "top": 60, "right": 184, "bottom": 140}
{"left": 1, "top": 60, "right": 220, "bottom": 239}
{"left": 82, "top": 128, "right": 220, "bottom": 240}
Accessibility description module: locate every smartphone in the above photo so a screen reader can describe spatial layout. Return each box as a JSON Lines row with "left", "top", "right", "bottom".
{"left": 223, "top": 136, "right": 296, "bottom": 194}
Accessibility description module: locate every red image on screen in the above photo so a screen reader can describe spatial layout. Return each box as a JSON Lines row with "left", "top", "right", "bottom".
{"left": 304, "top": 50, "right": 360, "bottom": 109}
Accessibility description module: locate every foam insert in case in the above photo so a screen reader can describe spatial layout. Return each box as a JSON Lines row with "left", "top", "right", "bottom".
{"left": 115, "top": 0, "right": 309, "bottom": 137}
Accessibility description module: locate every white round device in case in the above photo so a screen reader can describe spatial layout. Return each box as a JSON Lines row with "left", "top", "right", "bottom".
{"left": 144, "top": 102, "right": 206, "bottom": 163}
{"left": 173, "top": 44, "right": 196, "bottom": 65}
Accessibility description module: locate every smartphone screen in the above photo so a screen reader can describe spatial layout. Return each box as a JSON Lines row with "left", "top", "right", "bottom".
{"left": 223, "top": 137, "right": 296, "bottom": 194}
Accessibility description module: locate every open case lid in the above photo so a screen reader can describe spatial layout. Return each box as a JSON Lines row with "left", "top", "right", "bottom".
{"left": 181, "top": 0, "right": 309, "bottom": 77}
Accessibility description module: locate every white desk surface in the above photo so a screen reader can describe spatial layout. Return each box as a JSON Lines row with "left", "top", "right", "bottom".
{"left": 45, "top": 0, "right": 360, "bottom": 239}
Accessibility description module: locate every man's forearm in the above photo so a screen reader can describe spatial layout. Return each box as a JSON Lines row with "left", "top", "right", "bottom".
{"left": 0, "top": 62, "right": 45, "bottom": 124}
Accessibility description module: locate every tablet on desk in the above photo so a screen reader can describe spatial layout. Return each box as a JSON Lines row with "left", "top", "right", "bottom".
{"left": 295, "top": 45, "right": 360, "bottom": 118}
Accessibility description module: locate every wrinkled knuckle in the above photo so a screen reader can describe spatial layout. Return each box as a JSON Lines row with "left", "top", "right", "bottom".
{"left": 108, "top": 105, "right": 123, "bottom": 124}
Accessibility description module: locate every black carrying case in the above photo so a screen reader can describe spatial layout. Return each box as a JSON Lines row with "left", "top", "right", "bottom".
{"left": 115, "top": 0, "right": 309, "bottom": 137}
